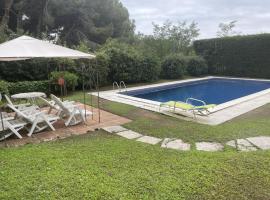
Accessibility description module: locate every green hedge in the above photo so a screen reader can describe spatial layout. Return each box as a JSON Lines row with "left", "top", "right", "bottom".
{"left": 193, "top": 34, "right": 270, "bottom": 78}
{"left": 8, "top": 81, "right": 50, "bottom": 95}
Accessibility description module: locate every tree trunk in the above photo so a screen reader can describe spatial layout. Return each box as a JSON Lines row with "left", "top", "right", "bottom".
{"left": 0, "top": 0, "right": 14, "bottom": 27}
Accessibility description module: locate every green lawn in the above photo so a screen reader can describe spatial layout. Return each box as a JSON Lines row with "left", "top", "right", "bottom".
{"left": 1, "top": 86, "right": 270, "bottom": 199}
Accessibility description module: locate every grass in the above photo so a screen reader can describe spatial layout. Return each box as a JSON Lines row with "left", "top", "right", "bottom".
{"left": 67, "top": 91, "right": 270, "bottom": 143}
{"left": 1, "top": 80, "right": 270, "bottom": 199}
{"left": 1, "top": 132, "right": 270, "bottom": 199}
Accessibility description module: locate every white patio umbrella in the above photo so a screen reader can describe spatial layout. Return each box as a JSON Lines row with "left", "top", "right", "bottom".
{"left": 0, "top": 35, "right": 95, "bottom": 61}
{"left": 0, "top": 35, "right": 98, "bottom": 132}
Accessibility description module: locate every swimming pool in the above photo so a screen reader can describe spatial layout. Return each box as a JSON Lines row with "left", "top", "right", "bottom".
{"left": 124, "top": 78, "right": 270, "bottom": 106}
{"left": 94, "top": 77, "right": 270, "bottom": 125}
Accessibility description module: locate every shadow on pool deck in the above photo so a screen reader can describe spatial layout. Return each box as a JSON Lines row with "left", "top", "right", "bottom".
{"left": 0, "top": 104, "right": 131, "bottom": 148}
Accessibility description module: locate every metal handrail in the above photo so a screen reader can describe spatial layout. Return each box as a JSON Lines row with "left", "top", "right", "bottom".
{"left": 186, "top": 98, "right": 206, "bottom": 106}
{"left": 113, "top": 82, "right": 120, "bottom": 91}
{"left": 119, "top": 81, "right": 127, "bottom": 92}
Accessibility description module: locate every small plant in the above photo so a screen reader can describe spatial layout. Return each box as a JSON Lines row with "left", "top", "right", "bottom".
{"left": 0, "top": 80, "right": 9, "bottom": 95}
{"left": 50, "top": 71, "right": 79, "bottom": 91}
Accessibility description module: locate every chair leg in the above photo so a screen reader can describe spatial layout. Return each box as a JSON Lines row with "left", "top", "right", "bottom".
{"left": 65, "top": 109, "right": 76, "bottom": 126}
{"left": 5, "top": 124, "right": 23, "bottom": 139}
{"left": 28, "top": 118, "right": 38, "bottom": 137}
{"left": 42, "top": 115, "right": 55, "bottom": 131}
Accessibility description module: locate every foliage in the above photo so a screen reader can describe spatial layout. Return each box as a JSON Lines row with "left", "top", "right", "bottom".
{"left": 3, "top": 0, "right": 135, "bottom": 47}
{"left": 138, "top": 20, "right": 200, "bottom": 58}
{"left": 186, "top": 56, "right": 208, "bottom": 76}
{"left": 0, "top": 80, "right": 9, "bottom": 95}
{"left": 217, "top": 20, "right": 241, "bottom": 37}
{"left": 161, "top": 54, "right": 187, "bottom": 79}
{"left": 8, "top": 80, "right": 50, "bottom": 95}
{"left": 194, "top": 34, "right": 270, "bottom": 78}
{"left": 50, "top": 71, "right": 78, "bottom": 91}
{"left": 140, "top": 53, "right": 161, "bottom": 82}
{"left": 99, "top": 40, "right": 161, "bottom": 83}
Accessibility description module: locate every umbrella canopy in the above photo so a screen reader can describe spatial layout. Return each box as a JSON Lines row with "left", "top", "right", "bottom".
{"left": 0, "top": 35, "right": 95, "bottom": 61}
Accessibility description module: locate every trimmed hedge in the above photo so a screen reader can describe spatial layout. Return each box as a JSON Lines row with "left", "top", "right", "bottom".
{"left": 193, "top": 34, "right": 270, "bottom": 78}
{"left": 8, "top": 81, "right": 50, "bottom": 95}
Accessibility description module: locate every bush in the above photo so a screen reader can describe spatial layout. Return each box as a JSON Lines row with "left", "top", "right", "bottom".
{"left": 99, "top": 39, "right": 160, "bottom": 83}
{"left": 186, "top": 56, "right": 208, "bottom": 76}
{"left": 140, "top": 53, "right": 161, "bottom": 82}
{"left": 50, "top": 71, "right": 79, "bottom": 91}
{"left": 8, "top": 81, "right": 50, "bottom": 95}
{"left": 0, "top": 80, "right": 9, "bottom": 95}
{"left": 194, "top": 34, "right": 270, "bottom": 78}
{"left": 161, "top": 54, "right": 187, "bottom": 79}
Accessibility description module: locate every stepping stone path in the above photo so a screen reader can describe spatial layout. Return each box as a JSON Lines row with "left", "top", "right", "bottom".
{"left": 116, "top": 130, "right": 142, "bottom": 140}
{"left": 247, "top": 137, "right": 270, "bottom": 150}
{"left": 196, "top": 142, "right": 224, "bottom": 152}
{"left": 226, "top": 140, "right": 237, "bottom": 148}
{"left": 236, "top": 139, "right": 257, "bottom": 152}
{"left": 137, "top": 136, "right": 162, "bottom": 145}
{"left": 161, "top": 138, "right": 190, "bottom": 151}
{"left": 102, "top": 126, "right": 128, "bottom": 134}
{"left": 102, "top": 126, "right": 270, "bottom": 153}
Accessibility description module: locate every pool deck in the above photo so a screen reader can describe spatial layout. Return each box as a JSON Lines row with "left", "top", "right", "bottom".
{"left": 91, "top": 76, "right": 270, "bottom": 125}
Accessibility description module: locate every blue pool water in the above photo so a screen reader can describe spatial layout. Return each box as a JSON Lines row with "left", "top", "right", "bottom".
{"left": 124, "top": 78, "right": 270, "bottom": 105}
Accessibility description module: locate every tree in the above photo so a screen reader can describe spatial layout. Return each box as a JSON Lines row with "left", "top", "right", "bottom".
{"left": 138, "top": 20, "right": 200, "bottom": 58}
{"left": 217, "top": 20, "right": 241, "bottom": 37}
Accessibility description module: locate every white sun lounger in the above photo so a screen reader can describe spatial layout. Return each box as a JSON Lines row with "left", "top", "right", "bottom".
{"left": 51, "top": 94, "right": 92, "bottom": 126}
{"left": 0, "top": 114, "right": 27, "bottom": 141}
{"left": 38, "top": 96, "right": 75, "bottom": 116}
{"left": 5, "top": 95, "right": 39, "bottom": 112}
{"left": 7, "top": 104, "right": 59, "bottom": 137}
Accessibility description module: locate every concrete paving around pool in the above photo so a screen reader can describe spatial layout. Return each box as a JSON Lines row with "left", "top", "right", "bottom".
{"left": 92, "top": 76, "right": 270, "bottom": 125}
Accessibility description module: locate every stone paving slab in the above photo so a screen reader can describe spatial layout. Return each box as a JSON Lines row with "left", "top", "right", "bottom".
{"left": 236, "top": 139, "right": 257, "bottom": 152}
{"left": 226, "top": 140, "right": 237, "bottom": 148}
{"left": 246, "top": 136, "right": 270, "bottom": 150}
{"left": 102, "top": 126, "right": 128, "bottom": 134}
{"left": 116, "top": 130, "right": 142, "bottom": 140}
{"left": 136, "top": 136, "right": 162, "bottom": 145}
{"left": 162, "top": 139, "right": 191, "bottom": 151}
{"left": 196, "top": 142, "right": 224, "bottom": 152}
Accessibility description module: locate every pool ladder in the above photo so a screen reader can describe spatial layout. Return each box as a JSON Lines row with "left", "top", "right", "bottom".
{"left": 113, "top": 81, "right": 127, "bottom": 92}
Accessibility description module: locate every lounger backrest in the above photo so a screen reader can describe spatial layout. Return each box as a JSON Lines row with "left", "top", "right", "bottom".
{"left": 7, "top": 104, "right": 31, "bottom": 122}
{"left": 4, "top": 95, "right": 14, "bottom": 106}
{"left": 38, "top": 97, "right": 56, "bottom": 109}
{"left": 50, "top": 94, "right": 70, "bottom": 113}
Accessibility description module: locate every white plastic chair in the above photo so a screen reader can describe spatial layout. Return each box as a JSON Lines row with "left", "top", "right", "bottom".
{"left": 51, "top": 94, "right": 92, "bottom": 126}
{"left": 0, "top": 114, "right": 26, "bottom": 141}
{"left": 7, "top": 104, "right": 59, "bottom": 137}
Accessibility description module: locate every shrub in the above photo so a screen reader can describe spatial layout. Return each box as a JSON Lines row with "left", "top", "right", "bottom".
{"left": 194, "top": 34, "right": 270, "bottom": 78}
{"left": 99, "top": 40, "right": 160, "bottom": 83}
{"left": 140, "top": 53, "right": 161, "bottom": 82}
{"left": 186, "top": 56, "right": 208, "bottom": 76}
{"left": 50, "top": 71, "right": 79, "bottom": 91}
{"left": 161, "top": 54, "right": 187, "bottom": 79}
{"left": 0, "top": 80, "right": 9, "bottom": 95}
{"left": 8, "top": 81, "right": 50, "bottom": 95}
